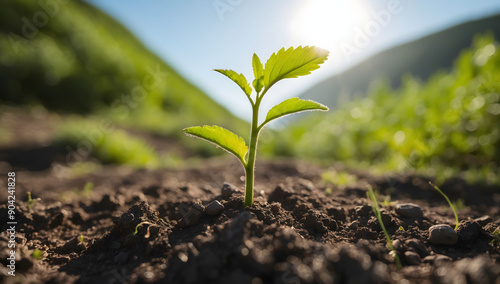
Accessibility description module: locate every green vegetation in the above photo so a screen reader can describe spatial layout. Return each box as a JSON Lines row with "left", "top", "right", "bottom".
{"left": 184, "top": 46, "right": 329, "bottom": 206}
{"left": 366, "top": 186, "right": 402, "bottom": 269}
{"left": 1, "top": 0, "right": 248, "bottom": 165}
{"left": 429, "top": 182, "right": 459, "bottom": 230}
{"left": 55, "top": 118, "right": 161, "bottom": 168}
{"left": 133, "top": 221, "right": 157, "bottom": 238}
{"left": 321, "top": 169, "right": 357, "bottom": 189}
{"left": 62, "top": 181, "right": 94, "bottom": 201}
{"left": 68, "top": 161, "right": 102, "bottom": 177}
{"left": 265, "top": 35, "right": 500, "bottom": 182}
{"left": 27, "top": 191, "right": 39, "bottom": 210}
{"left": 0, "top": 126, "right": 10, "bottom": 145}
{"left": 31, "top": 249, "right": 44, "bottom": 260}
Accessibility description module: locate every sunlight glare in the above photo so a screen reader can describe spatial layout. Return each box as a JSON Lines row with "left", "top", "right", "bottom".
{"left": 290, "top": 0, "right": 370, "bottom": 51}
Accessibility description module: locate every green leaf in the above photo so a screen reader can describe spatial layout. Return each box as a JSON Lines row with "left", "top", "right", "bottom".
{"left": 263, "top": 98, "right": 329, "bottom": 126}
{"left": 252, "top": 54, "right": 264, "bottom": 94}
{"left": 184, "top": 125, "right": 248, "bottom": 165}
{"left": 253, "top": 77, "right": 264, "bottom": 94}
{"left": 252, "top": 53, "right": 264, "bottom": 80}
{"left": 263, "top": 46, "right": 329, "bottom": 89}
{"left": 214, "top": 69, "right": 252, "bottom": 98}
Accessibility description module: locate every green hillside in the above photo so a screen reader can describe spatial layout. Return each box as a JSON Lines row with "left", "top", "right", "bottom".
{"left": 264, "top": 34, "right": 500, "bottom": 183}
{"left": 301, "top": 14, "right": 500, "bottom": 108}
{"left": 0, "top": 0, "right": 246, "bottom": 135}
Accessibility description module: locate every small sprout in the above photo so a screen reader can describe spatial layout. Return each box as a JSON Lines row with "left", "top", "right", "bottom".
{"left": 382, "top": 195, "right": 393, "bottom": 207}
{"left": 184, "top": 46, "right": 330, "bottom": 207}
{"left": 366, "top": 186, "right": 402, "bottom": 269}
{"left": 325, "top": 187, "right": 333, "bottom": 196}
{"left": 78, "top": 235, "right": 85, "bottom": 243}
{"left": 429, "top": 181, "right": 459, "bottom": 230}
{"left": 31, "top": 249, "right": 44, "bottom": 260}
{"left": 27, "top": 191, "right": 40, "bottom": 210}
{"left": 490, "top": 229, "right": 500, "bottom": 245}
{"left": 82, "top": 181, "right": 94, "bottom": 196}
{"left": 133, "top": 221, "right": 157, "bottom": 238}
{"left": 398, "top": 226, "right": 404, "bottom": 231}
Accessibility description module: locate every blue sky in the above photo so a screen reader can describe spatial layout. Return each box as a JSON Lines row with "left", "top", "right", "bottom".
{"left": 85, "top": 0, "right": 500, "bottom": 121}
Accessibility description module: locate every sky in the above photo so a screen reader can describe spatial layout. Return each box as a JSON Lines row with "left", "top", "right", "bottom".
{"left": 85, "top": 0, "right": 500, "bottom": 121}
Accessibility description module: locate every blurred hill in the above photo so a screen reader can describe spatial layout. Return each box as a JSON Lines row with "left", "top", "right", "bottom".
{"left": 0, "top": 0, "right": 246, "bottom": 134}
{"left": 263, "top": 34, "right": 500, "bottom": 181}
{"left": 301, "top": 14, "right": 500, "bottom": 108}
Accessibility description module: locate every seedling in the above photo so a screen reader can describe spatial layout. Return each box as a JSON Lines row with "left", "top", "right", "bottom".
{"left": 27, "top": 191, "right": 40, "bottom": 210}
{"left": 133, "top": 221, "right": 157, "bottom": 238}
{"left": 490, "top": 230, "right": 500, "bottom": 245}
{"left": 429, "top": 181, "right": 459, "bottom": 230}
{"left": 31, "top": 249, "right": 44, "bottom": 260}
{"left": 366, "top": 186, "right": 402, "bottom": 269}
{"left": 184, "top": 46, "right": 329, "bottom": 207}
{"left": 78, "top": 235, "right": 85, "bottom": 243}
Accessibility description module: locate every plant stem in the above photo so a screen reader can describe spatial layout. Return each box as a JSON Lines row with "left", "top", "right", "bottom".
{"left": 244, "top": 97, "right": 262, "bottom": 207}
{"left": 367, "top": 187, "right": 402, "bottom": 269}
{"left": 429, "top": 182, "right": 459, "bottom": 230}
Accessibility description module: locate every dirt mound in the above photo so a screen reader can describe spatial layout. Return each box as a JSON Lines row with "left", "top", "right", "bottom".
{"left": 1, "top": 160, "right": 499, "bottom": 283}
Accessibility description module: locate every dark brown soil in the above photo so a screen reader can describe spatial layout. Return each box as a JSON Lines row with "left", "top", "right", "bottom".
{"left": 1, "top": 109, "right": 499, "bottom": 283}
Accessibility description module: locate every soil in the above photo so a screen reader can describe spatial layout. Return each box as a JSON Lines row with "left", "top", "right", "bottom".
{"left": 1, "top": 108, "right": 500, "bottom": 284}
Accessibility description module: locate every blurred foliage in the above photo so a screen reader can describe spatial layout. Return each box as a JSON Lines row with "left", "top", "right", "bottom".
{"left": 321, "top": 169, "right": 358, "bottom": 189}
{"left": 263, "top": 34, "right": 500, "bottom": 181}
{"left": 54, "top": 118, "right": 161, "bottom": 168}
{"left": 0, "top": 126, "right": 10, "bottom": 145}
{"left": 0, "top": 0, "right": 247, "bottom": 136}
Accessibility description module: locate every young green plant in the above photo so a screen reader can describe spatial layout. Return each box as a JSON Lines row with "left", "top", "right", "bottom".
{"left": 366, "top": 186, "right": 402, "bottom": 269}
{"left": 429, "top": 181, "right": 459, "bottom": 230}
{"left": 184, "top": 46, "right": 330, "bottom": 207}
{"left": 27, "top": 191, "right": 40, "bottom": 211}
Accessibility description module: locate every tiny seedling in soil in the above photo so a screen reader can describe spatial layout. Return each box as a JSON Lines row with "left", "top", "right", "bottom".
{"left": 27, "top": 191, "right": 40, "bottom": 210}
{"left": 429, "top": 181, "right": 459, "bottom": 230}
{"left": 366, "top": 186, "right": 402, "bottom": 269}
{"left": 133, "top": 221, "right": 157, "bottom": 238}
{"left": 31, "top": 249, "right": 44, "bottom": 260}
{"left": 490, "top": 230, "right": 500, "bottom": 245}
{"left": 184, "top": 46, "right": 329, "bottom": 206}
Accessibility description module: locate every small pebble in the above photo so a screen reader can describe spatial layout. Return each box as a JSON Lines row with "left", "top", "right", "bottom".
{"left": 221, "top": 182, "right": 241, "bottom": 199}
{"left": 395, "top": 203, "right": 423, "bottom": 218}
{"left": 429, "top": 224, "right": 458, "bottom": 245}
{"left": 392, "top": 239, "right": 403, "bottom": 251}
{"left": 406, "top": 238, "right": 428, "bottom": 256}
{"left": 434, "top": 254, "right": 453, "bottom": 266}
{"left": 205, "top": 200, "right": 224, "bottom": 216}
{"left": 423, "top": 254, "right": 452, "bottom": 265}
{"left": 404, "top": 251, "right": 421, "bottom": 265}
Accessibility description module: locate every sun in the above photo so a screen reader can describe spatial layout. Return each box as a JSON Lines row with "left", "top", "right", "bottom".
{"left": 289, "top": 0, "right": 369, "bottom": 51}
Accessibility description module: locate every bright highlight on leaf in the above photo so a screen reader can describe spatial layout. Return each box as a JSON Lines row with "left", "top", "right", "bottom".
{"left": 252, "top": 53, "right": 264, "bottom": 93}
{"left": 214, "top": 69, "right": 252, "bottom": 99}
{"left": 184, "top": 125, "right": 248, "bottom": 165}
{"left": 263, "top": 98, "right": 329, "bottom": 126}
{"left": 185, "top": 46, "right": 330, "bottom": 207}
{"left": 264, "top": 46, "right": 329, "bottom": 88}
